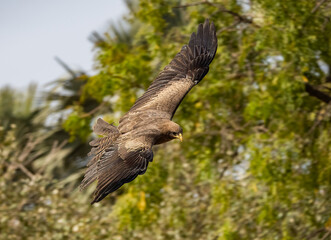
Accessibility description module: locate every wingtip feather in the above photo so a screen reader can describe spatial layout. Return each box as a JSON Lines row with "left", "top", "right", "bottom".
{"left": 188, "top": 19, "right": 217, "bottom": 57}
{"left": 188, "top": 32, "right": 196, "bottom": 49}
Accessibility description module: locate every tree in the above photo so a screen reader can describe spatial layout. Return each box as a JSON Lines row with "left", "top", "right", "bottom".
{"left": 1, "top": 0, "right": 331, "bottom": 239}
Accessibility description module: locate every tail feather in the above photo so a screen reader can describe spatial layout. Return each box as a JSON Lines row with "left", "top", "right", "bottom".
{"left": 93, "top": 118, "right": 118, "bottom": 136}
{"left": 80, "top": 118, "right": 120, "bottom": 190}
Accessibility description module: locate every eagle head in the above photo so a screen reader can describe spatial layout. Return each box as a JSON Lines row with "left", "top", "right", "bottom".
{"left": 154, "top": 121, "right": 183, "bottom": 144}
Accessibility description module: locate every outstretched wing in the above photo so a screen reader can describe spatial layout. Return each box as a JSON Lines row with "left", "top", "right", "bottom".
{"left": 88, "top": 143, "right": 153, "bottom": 204}
{"left": 81, "top": 119, "right": 154, "bottom": 203}
{"left": 128, "top": 19, "right": 217, "bottom": 119}
{"left": 80, "top": 118, "right": 120, "bottom": 193}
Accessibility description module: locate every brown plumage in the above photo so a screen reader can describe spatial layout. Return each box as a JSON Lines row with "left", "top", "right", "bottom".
{"left": 81, "top": 19, "right": 218, "bottom": 203}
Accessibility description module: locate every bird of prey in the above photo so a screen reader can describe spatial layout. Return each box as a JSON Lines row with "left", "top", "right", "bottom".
{"left": 81, "top": 19, "right": 217, "bottom": 203}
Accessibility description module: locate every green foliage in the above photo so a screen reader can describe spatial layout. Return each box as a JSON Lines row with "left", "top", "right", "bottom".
{"left": 2, "top": 0, "right": 331, "bottom": 239}
{"left": 63, "top": 108, "right": 91, "bottom": 142}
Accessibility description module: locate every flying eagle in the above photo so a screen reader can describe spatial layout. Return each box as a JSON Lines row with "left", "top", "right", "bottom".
{"left": 81, "top": 19, "right": 217, "bottom": 203}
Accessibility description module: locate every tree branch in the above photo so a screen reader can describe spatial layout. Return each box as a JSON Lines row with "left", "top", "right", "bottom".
{"left": 217, "top": 20, "right": 240, "bottom": 34}
{"left": 305, "top": 83, "right": 331, "bottom": 103}
{"left": 80, "top": 102, "right": 106, "bottom": 118}
{"left": 311, "top": 0, "right": 329, "bottom": 14}
{"left": 174, "top": 1, "right": 254, "bottom": 24}
{"left": 16, "top": 163, "right": 35, "bottom": 180}
{"left": 54, "top": 57, "right": 77, "bottom": 78}
{"left": 174, "top": 1, "right": 214, "bottom": 8}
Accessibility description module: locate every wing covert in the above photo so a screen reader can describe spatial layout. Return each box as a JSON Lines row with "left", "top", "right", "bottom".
{"left": 81, "top": 131, "right": 154, "bottom": 204}
{"left": 127, "top": 19, "right": 217, "bottom": 119}
{"left": 90, "top": 145, "right": 153, "bottom": 204}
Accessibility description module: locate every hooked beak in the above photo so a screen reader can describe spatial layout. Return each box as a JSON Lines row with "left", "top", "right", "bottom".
{"left": 176, "top": 133, "right": 183, "bottom": 142}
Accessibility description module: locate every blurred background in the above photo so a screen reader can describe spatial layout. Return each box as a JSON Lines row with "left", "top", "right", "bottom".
{"left": 1, "top": 0, "right": 331, "bottom": 239}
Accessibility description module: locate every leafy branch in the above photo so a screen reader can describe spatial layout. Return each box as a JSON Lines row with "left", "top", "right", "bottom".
{"left": 305, "top": 83, "right": 331, "bottom": 103}
{"left": 173, "top": 0, "right": 255, "bottom": 25}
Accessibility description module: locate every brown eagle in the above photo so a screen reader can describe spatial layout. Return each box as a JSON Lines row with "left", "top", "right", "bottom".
{"left": 81, "top": 19, "right": 217, "bottom": 203}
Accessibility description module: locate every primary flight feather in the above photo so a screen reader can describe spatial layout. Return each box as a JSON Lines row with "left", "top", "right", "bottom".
{"left": 81, "top": 19, "right": 217, "bottom": 203}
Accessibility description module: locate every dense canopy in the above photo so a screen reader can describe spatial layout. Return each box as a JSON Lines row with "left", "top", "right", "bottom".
{"left": 1, "top": 0, "right": 331, "bottom": 239}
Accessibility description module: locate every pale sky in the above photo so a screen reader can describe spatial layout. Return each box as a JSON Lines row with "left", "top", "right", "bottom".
{"left": 0, "top": 0, "right": 127, "bottom": 89}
